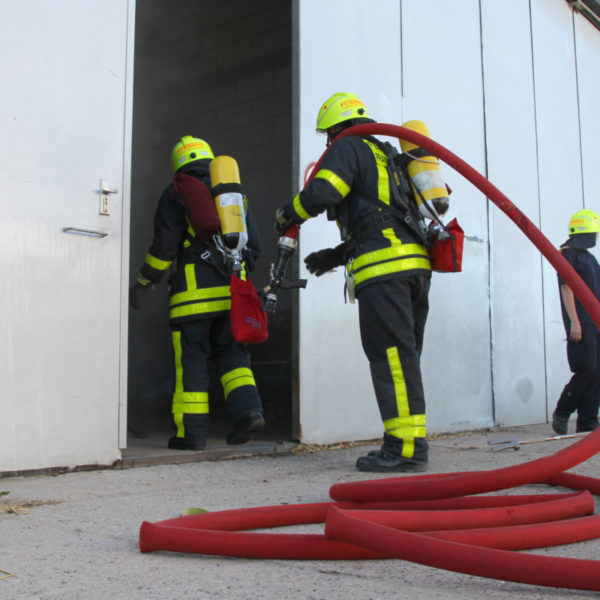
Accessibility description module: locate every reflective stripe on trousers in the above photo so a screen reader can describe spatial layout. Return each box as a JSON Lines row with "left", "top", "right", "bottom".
{"left": 357, "top": 276, "right": 430, "bottom": 461}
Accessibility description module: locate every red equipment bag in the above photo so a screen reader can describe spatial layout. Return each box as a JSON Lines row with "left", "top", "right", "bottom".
{"left": 173, "top": 173, "right": 221, "bottom": 240}
{"left": 229, "top": 274, "right": 269, "bottom": 344}
{"left": 429, "top": 217, "right": 464, "bottom": 273}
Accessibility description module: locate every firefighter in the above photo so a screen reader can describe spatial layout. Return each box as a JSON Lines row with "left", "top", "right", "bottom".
{"left": 130, "top": 136, "right": 265, "bottom": 450}
{"left": 552, "top": 209, "right": 600, "bottom": 435}
{"left": 274, "top": 93, "right": 433, "bottom": 472}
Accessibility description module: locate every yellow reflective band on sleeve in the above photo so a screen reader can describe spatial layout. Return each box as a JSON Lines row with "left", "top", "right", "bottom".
{"left": 220, "top": 367, "right": 256, "bottom": 399}
{"left": 172, "top": 392, "right": 210, "bottom": 415}
{"left": 362, "top": 139, "right": 390, "bottom": 203}
{"left": 292, "top": 193, "right": 312, "bottom": 221}
{"left": 136, "top": 274, "right": 151, "bottom": 285}
{"left": 314, "top": 169, "right": 351, "bottom": 198}
{"left": 145, "top": 253, "right": 172, "bottom": 271}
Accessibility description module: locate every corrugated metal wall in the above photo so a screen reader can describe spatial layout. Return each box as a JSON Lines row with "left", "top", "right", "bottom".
{"left": 296, "top": 0, "right": 600, "bottom": 443}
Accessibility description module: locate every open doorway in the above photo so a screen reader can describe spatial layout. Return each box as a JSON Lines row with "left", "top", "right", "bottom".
{"left": 127, "top": 0, "right": 296, "bottom": 456}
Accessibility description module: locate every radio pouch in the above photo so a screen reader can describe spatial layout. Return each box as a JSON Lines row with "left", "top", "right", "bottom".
{"left": 229, "top": 274, "right": 269, "bottom": 344}
{"left": 173, "top": 173, "right": 221, "bottom": 240}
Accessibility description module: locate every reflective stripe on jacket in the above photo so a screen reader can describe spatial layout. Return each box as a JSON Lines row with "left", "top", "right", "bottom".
{"left": 284, "top": 136, "right": 430, "bottom": 292}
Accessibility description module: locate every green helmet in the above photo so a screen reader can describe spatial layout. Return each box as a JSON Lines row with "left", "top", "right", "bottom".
{"left": 170, "top": 136, "right": 214, "bottom": 172}
{"left": 316, "top": 92, "right": 370, "bottom": 132}
{"left": 568, "top": 209, "right": 600, "bottom": 235}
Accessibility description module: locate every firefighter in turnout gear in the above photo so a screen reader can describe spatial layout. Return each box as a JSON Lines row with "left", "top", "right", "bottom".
{"left": 274, "top": 93, "right": 439, "bottom": 472}
{"left": 130, "top": 136, "right": 265, "bottom": 450}
{"left": 552, "top": 209, "right": 600, "bottom": 436}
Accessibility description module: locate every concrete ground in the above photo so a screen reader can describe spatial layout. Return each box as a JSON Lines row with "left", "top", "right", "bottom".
{"left": 1, "top": 423, "right": 600, "bottom": 600}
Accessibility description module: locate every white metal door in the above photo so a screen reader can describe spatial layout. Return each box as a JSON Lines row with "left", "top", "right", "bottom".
{"left": 0, "top": 0, "right": 134, "bottom": 472}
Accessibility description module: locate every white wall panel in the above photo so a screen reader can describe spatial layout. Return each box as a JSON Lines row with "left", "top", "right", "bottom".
{"left": 297, "top": 0, "right": 402, "bottom": 443}
{"left": 295, "top": 0, "right": 597, "bottom": 444}
{"left": 575, "top": 13, "right": 600, "bottom": 210}
{"left": 482, "top": 0, "right": 546, "bottom": 425}
{"left": 402, "top": 0, "right": 493, "bottom": 431}
{"left": 531, "top": 0, "right": 583, "bottom": 417}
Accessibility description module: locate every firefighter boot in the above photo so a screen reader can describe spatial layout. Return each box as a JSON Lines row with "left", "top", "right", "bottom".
{"left": 552, "top": 411, "right": 569, "bottom": 435}
{"left": 226, "top": 410, "right": 265, "bottom": 445}
{"left": 356, "top": 434, "right": 428, "bottom": 473}
{"left": 168, "top": 413, "right": 208, "bottom": 451}
{"left": 576, "top": 418, "right": 599, "bottom": 433}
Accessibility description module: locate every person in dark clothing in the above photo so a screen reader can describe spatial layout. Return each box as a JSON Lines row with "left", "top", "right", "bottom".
{"left": 552, "top": 209, "right": 600, "bottom": 435}
{"left": 274, "top": 93, "right": 447, "bottom": 473}
{"left": 130, "top": 136, "right": 265, "bottom": 450}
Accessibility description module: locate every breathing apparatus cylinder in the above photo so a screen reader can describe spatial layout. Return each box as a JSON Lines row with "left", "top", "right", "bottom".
{"left": 209, "top": 156, "right": 248, "bottom": 251}
{"left": 399, "top": 120, "right": 449, "bottom": 221}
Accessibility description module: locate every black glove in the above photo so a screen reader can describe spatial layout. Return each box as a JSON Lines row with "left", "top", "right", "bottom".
{"left": 129, "top": 282, "right": 151, "bottom": 310}
{"left": 304, "top": 243, "right": 349, "bottom": 276}
{"left": 274, "top": 207, "right": 294, "bottom": 236}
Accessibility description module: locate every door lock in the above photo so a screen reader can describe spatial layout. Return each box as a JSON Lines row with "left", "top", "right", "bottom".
{"left": 99, "top": 180, "right": 118, "bottom": 216}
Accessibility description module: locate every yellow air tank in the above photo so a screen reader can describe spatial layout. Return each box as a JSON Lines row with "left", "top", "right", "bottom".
{"left": 400, "top": 120, "right": 449, "bottom": 220}
{"left": 209, "top": 155, "right": 248, "bottom": 251}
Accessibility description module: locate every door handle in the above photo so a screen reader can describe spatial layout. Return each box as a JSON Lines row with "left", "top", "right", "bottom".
{"left": 63, "top": 227, "right": 108, "bottom": 238}
{"left": 99, "top": 179, "right": 118, "bottom": 216}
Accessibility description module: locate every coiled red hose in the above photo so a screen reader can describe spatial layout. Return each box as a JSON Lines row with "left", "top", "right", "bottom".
{"left": 325, "top": 505, "right": 600, "bottom": 591}
{"left": 151, "top": 492, "right": 578, "bottom": 531}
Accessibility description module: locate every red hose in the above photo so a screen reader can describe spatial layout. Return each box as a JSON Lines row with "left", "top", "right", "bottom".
{"left": 140, "top": 511, "right": 600, "bottom": 560}
{"left": 426, "top": 514, "right": 600, "bottom": 550}
{"left": 328, "top": 491, "right": 593, "bottom": 531}
{"left": 547, "top": 471, "right": 600, "bottom": 495}
{"left": 325, "top": 506, "right": 600, "bottom": 591}
{"left": 149, "top": 492, "right": 579, "bottom": 531}
{"left": 330, "top": 428, "right": 600, "bottom": 501}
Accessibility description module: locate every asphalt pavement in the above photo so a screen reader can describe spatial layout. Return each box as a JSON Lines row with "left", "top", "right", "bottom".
{"left": 1, "top": 422, "right": 600, "bottom": 600}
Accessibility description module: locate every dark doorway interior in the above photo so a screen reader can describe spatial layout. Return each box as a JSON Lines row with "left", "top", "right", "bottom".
{"left": 127, "top": 0, "right": 295, "bottom": 453}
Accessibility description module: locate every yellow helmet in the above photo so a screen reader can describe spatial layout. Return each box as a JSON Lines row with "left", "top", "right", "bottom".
{"left": 316, "top": 92, "right": 370, "bottom": 132}
{"left": 568, "top": 209, "right": 600, "bottom": 235}
{"left": 171, "top": 136, "right": 214, "bottom": 172}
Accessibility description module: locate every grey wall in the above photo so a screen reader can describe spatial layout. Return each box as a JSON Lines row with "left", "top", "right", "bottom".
{"left": 128, "top": 0, "right": 293, "bottom": 436}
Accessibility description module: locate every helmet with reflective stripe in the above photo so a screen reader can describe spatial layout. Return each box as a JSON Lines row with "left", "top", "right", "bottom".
{"left": 316, "top": 92, "right": 370, "bottom": 132}
{"left": 568, "top": 209, "right": 600, "bottom": 235}
{"left": 171, "top": 136, "right": 214, "bottom": 172}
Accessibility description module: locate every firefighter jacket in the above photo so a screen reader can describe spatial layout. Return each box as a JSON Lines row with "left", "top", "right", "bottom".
{"left": 558, "top": 244, "right": 600, "bottom": 328}
{"left": 136, "top": 161, "right": 262, "bottom": 325}
{"left": 280, "top": 135, "right": 431, "bottom": 293}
